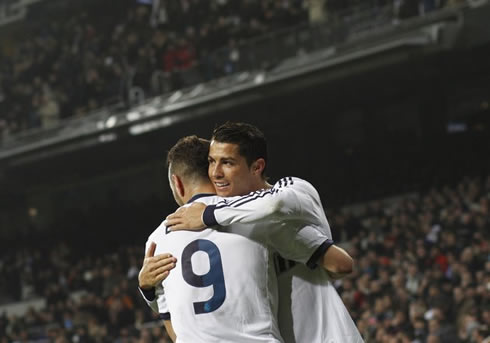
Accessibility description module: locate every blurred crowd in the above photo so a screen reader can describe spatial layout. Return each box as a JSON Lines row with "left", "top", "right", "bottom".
{"left": 0, "top": 0, "right": 309, "bottom": 141}
{"left": 0, "top": 174, "right": 488, "bottom": 342}
{"left": 0, "top": 244, "right": 171, "bottom": 342}
{"left": 335, "top": 174, "right": 490, "bottom": 342}
{"left": 0, "top": 0, "right": 462, "bottom": 141}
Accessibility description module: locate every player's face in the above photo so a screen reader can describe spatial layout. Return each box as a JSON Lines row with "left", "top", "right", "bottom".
{"left": 208, "top": 141, "right": 257, "bottom": 197}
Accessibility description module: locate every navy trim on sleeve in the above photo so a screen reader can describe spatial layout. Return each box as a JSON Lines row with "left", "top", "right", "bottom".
{"left": 306, "top": 239, "right": 334, "bottom": 269}
{"left": 160, "top": 312, "right": 171, "bottom": 320}
{"left": 203, "top": 204, "right": 218, "bottom": 226}
{"left": 139, "top": 287, "right": 156, "bottom": 301}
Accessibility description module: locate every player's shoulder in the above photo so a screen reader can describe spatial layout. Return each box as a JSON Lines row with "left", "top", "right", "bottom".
{"left": 273, "top": 176, "right": 318, "bottom": 193}
{"left": 147, "top": 219, "right": 170, "bottom": 243}
{"left": 188, "top": 193, "right": 222, "bottom": 206}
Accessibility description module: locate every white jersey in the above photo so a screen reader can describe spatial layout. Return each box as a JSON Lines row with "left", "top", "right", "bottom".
{"left": 141, "top": 193, "right": 328, "bottom": 343}
{"left": 203, "top": 177, "right": 364, "bottom": 343}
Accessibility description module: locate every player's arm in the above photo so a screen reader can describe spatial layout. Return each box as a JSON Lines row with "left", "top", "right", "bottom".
{"left": 206, "top": 178, "right": 309, "bottom": 226}
{"left": 271, "top": 223, "right": 353, "bottom": 276}
{"left": 321, "top": 244, "right": 353, "bottom": 279}
{"left": 139, "top": 242, "right": 177, "bottom": 289}
{"left": 155, "top": 297, "right": 176, "bottom": 342}
{"left": 165, "top": 177, "right": 353, "bottom": 276}
{"left": 139, "top": 283, "right": 176, "bottom": 341}
{"left": 138, "top": 241, "right": 176, "bottom": 313}
{"left": 164, "top": 320, "right": 176, "bottom": 342}
{"left": 166, "top": 177, "right": 316, "bottom": 230}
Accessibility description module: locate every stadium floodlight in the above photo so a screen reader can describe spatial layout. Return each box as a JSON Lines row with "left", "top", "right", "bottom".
{"left": 127, "top": 111, "right": 141, "bottom": 122}
{"left": 141, "top": 105, "right": 158, "bottom": 117}
{"left": 190, "top": 84, "right": 204, "bottom": 97}
{"left": 236, "top": 72, "right": 250, "bottom": 82}
{"left": 168, "top": 90, "right": 183, "bottom": 104}
{"left": 98, "top": 133, "right": 117, "bottom": 143}
{"left": 254, "top": 73, "right": 265, "bottom": 84}
{"left": 105, "top": 116, "right": 117, "bottom": 129}
{"left": 129, "top": 116, "right": 175, "bottom": 136}
{"left": 96, "top": 121, "right": 105, "bottom": 130}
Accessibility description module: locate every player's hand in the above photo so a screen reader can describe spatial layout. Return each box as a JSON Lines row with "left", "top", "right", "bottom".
{"left": 166, "top": 202, "right": 207, "bottom": 231}
{"left": 139, "top": 242, "right": 177, "bottom": 290}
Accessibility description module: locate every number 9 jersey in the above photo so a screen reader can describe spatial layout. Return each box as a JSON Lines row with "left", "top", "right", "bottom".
{"left": 143, "top": 193, "right": 328, "bottom": 343}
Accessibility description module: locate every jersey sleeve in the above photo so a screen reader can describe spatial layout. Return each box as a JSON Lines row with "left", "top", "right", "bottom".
{"left": 156, "top": 284, "right": 170, "bottom": 319}
{"left": 138, "top": 286, "right": 159, "bottom": 313}
{"left": 267, "top": 223, "right": 333, "bottom": 269}
{"left": 203, "top": 177, "right": 324, "bottom": 228}
{"left": 204, "top": 177, "right": 332, "bottom": 268}
{"left": 138, "top": 284, "right": 170, "bottom": 317}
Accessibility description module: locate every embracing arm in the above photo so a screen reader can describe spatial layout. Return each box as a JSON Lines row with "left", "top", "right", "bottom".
{"left": 205, "top": 177, "right": 317, "bottom": 227}
{"left": 322, "top": 244, "right": 353, "bottom": 279}
{"left": 166, "top": 177, "right": 319, "bottom": 230}
{"left": 164, "top": 177, "right": 352, "bottom": 277}
{"left": 138, "top": 240, "right": 176, "bottom": 315}
{"left": 139, "top": 242, "right": 177, "bottom": 290}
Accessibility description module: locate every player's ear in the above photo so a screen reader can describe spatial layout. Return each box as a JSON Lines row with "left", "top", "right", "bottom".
{"left": 252, "top": 158, "right": 265, "bottom": 176}
{"left": 172, "top": 174, "right": 185, "bottom": 198}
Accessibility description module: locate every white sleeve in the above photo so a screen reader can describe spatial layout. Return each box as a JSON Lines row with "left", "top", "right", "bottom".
{"left": 203, "top": 177, "right": 333, "bottom": 268}
{"left": 203, "top": 177, "right": 325, "bottom": 228}
{"left": 156, "top": 284, "right": 170, "bottom": 319}
{"left": 266, "top": 223, "right": 333, "bottom": 269}
{"left": 138, "top": 284, "right": 170, "bottom": 318}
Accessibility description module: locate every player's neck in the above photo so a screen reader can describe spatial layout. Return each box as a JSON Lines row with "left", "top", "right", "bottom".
{"left": 183, "top": 182, "right": 216, "bottom": 203}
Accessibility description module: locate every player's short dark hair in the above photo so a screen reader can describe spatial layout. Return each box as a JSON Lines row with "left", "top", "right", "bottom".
{"left": 212, "top": 121, "right": 267, "bottom": 178}
{"left": 167, "top": 135, "right": 210, "bottom": 181}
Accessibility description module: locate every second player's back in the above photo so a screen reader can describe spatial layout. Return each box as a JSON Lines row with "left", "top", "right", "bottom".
{"left": 148, "top": 195, "right": 283, "bottom": 343}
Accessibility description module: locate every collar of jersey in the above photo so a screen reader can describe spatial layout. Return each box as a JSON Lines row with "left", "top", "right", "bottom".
{"left": 187, "top": 193, "right": 216, "bottom": 204}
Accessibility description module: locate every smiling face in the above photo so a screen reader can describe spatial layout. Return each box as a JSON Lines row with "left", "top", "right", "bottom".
{"left": 208, "top": 140, "right": 264, "bottom": 197}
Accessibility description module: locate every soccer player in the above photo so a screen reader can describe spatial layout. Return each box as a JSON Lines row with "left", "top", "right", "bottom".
{"left": 165, "top": 122, "right": 364, "bottom": 343}
{"left": 141, "top": 135, "right": 334, "bottom": 342}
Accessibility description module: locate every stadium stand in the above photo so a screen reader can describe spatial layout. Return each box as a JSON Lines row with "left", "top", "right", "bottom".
{"left": 0, "top": 0, "right": 451, "bottom": 139}
{"left": 0, "top": 0, "right": 309, "bottom": 137}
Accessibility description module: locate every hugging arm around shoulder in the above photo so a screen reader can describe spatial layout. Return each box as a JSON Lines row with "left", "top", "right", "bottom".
{"left": 203, "top": 177, "right": 321, "bottom": 227}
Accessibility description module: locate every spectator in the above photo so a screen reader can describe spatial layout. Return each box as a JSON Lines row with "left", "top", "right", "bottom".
{"left": 0, "top": 0, "right": 450, "bottom": 139}
{"left": 307, "top": 0, "right": 327, "bottom": 24}
{"left": 38, "top": 93, "right": 61, "bottom": 129}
